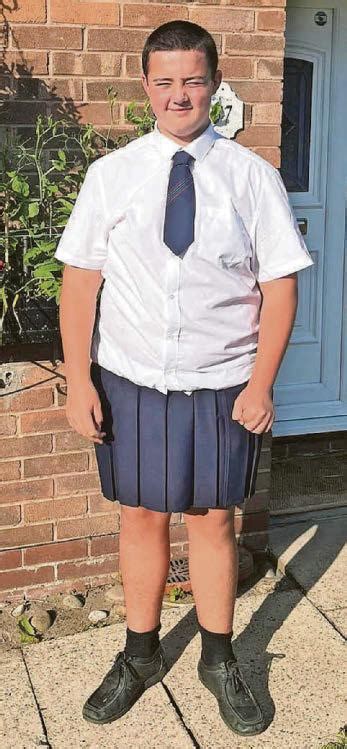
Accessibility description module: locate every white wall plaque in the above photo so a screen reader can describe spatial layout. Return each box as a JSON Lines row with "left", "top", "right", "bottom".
{"left": 210, "top": 81, "right": 244, "bottom": 139}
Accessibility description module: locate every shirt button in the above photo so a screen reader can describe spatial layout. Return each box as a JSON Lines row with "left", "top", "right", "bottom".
{"left": 169, "top": 293, "right": 175, "bottom": 299}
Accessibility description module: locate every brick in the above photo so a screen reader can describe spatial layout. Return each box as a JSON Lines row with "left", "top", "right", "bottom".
{"left": 23, "top": 496, "right": 88, "bottom": 523}
{"left": 0, "top": 549, "right": 22, "bottom": 571}
{"left": 253, "top": 102, "right": 282, "bottom": 124}
{"left": 244, "top": 492, "right": 269, "bottom": 513}
{"left": 252, "top": 146, "right": 280, "bottom": 167}
{"left": 37, "top": 78, "right": 83, "bottom": 100}
{"left": 24, "top": 538, "right": 88, "bottom": 565}
{"left": 57, "top": 554, "right": 117, "bottom": 580}
{"left": 125, "top": 54, "right": 142, "bottom": 78}
{"left": 235, "top": 510, "right": 268, "bottom": 534}
{"left": 88, "top": 492, "right": 119, "bottom": 515}
{"left": 0, "top": 504, "right": 21, "bottom": 526}
{"left": 2, "top": 51, "right": 48, "bottom": 75}
{"left": 225, "top": 33, "right": 285, "bottom": 57}
{"left": 56, "top": 514, "right": 118, "bottom": 540}
{"left": 86, "top": 79, "right": 145, "bottom": 101}
{"left": 11, "top": 26, "right": 83, "bottom": 51}
{"left": 230, "top": 80, "right": 283, "bottom": 103}
{"left": 189, "top": 8, "right": 254, "bottom": 32}
{"left": 56, "top": 101, "right": 121, "bottom": 126}
{"left": 0, "top": 565, "right": 54, "bottom": 591}
{"left": 0, "top": 478, "right": 53, "bottom": 506}
{"left": 51, "top": 0, "right": 120, "bottom": 25}
{"left": 258, "top": 449, "right": 271, "bottom": 471}
{"left": 20, "top": 408, "right": 70, "bottom": 434}
{"left": 238, "top": 530, "right": 268, "bottom": 553}
{"left": 87, "top": 28, "right": 148, "bottom": 52}
{"left": 55, "top": 471, "right": 101, "bottom": 496}
{"left": 169, "top": 513, "right": 181, "bottom": 525}
{"left": 254, "top": 469, "right": 270, "bottom": 494}
{"left": 90, "top": 534, "right": 119, "bottom": 556}
{"left": 170, "top": 525, "right": 188, "bottom": 543}
{"left": 257, "top": 57, "right": 284, "bottom": 79}
{"left": 52, "top": 52, "right": 122, "bottom": 77}
{"left": 0, "top": 578, "right": 91, "bottom": 603}
{"left": 0, "top": 461, "right": 21, "bottom": 482}
{"left": 0, "top": 523, "right": 53, "bottom": 550}
{"left": 0, "top": 415, "right": 17, "bottom": 436}
{"left": 0, "top": 387, "right": 54, "bottom": 413}
{"left": 218, "top": 56, "right": 253, "bottom": 79}
{"left": 257, "top": 10, "right": 286, "bottom": 32}
{"left": 0, "top": 434, "right": 53, "bottom": 460}
{"left": 0, "top": 101, "right": 47, "bottom": 125}
{"left": 6, "top": 0, "right": 46, "bottom": 23}
{"left": 123, "top": 4, "right": 188, "bottom": 27}
{"left": 23, "top": 452, "right": 88, "bottom": 479}
{"left": 89, "top": 450, "right": 97, "bottom": 471}
{"left": 54, "top": 431, "right": 92, "bottom": 452}
{"left": 236, "top": 125, "right": 281, "bottom": 146}
{"left": 20, "top": 364, "right": 62, "bottom": 388}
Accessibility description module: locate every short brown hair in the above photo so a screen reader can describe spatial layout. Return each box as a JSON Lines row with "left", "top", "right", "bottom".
{"left": 142, "top": 20, "right": 219, "bottom": 81}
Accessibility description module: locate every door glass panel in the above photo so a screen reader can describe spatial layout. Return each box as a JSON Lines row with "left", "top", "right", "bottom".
{"left": 280, "top": 57, "right": 313, "bottom": 192}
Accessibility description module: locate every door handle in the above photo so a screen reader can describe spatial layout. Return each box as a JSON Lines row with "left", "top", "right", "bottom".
{"left": 297, "top": 218, "right": 308, "bottom": 235}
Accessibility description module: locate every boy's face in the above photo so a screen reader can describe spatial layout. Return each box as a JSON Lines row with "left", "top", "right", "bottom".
{"left": 141, "top": 49, "right": 222, "bottom": 145}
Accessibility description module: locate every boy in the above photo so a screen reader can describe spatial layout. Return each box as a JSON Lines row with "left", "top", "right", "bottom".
{"left": 54, "top": 20, "right": 314, "bottom": 737}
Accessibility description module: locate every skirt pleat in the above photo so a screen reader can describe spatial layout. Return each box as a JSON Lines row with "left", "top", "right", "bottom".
{"left": 90, "top": 362, "right": 263, "bottom": 513}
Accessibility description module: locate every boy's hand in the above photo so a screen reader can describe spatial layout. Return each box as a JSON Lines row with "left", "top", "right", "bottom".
{"left": 65, "top": 380, "right": 107, "bottom": 444}
{"left": 231, "top": 383, "right": 274, "bottom": 434}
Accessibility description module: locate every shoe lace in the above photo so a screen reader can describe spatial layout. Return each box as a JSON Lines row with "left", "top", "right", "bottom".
{"left": 225, "top": 658, "right": 251, "bottom": 696}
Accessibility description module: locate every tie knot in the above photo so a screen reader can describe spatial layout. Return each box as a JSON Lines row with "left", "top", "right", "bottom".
{"left": 172, "top": 150, "right": 194, "bottom": 167}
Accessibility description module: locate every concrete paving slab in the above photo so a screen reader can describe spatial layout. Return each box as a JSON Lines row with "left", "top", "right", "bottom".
{"left": 0, "top": 647, "right": 46, "bottom": 749}
{"left": 24, "top": 621, "right": 194, "bottom": 749}
{"left": 160, "top": 588, "right": 346, "bottom": 748}
{"left": 268, "top": 514, "right": 347, "bottom": 635}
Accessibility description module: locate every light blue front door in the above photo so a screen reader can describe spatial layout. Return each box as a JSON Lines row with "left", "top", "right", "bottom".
{"left": 273, "top": 1, "right": 347, "bottom": 436}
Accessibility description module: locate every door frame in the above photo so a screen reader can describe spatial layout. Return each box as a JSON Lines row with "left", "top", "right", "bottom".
{"left": 275, "top": 0, "right": 347, "bottom": 435}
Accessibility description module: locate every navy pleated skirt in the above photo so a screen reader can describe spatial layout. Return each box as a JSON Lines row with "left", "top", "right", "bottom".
{"left": 90, "top": 362, "right": 263, "bottom": 513}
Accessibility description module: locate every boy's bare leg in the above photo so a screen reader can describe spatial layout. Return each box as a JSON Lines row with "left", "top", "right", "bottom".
{"left": 183, "top": 507, "right": 238, "bottom": 632}
{"left": 119, "top": 505, "right": 172, "bottom": 631}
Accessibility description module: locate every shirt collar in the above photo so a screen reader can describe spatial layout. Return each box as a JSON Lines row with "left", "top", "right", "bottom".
{"left": 151, "top": 118, "right": 218, "bottom": 162}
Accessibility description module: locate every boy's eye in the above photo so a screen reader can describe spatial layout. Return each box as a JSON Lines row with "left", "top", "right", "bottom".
{"left": 156, "top": 82, "right": 203, "bottom": 86}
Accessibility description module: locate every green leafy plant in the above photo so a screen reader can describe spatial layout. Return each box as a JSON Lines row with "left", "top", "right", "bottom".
{"left": 168, "top": 585, "right": 186, "bottom": 602}
{"left": 17, "top": 615, "right": 41, "bottom": 644}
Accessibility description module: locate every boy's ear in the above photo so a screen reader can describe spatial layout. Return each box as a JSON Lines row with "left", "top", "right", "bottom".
{"left": 141, "top": 73, "right": 149, "bottom": 94}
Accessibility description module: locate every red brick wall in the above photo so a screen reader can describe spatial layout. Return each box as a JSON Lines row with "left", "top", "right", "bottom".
{"left": 1, "top": 0, "right": 286, "bottom": 166}
{"left": 0, "top": 0, "right": 281, "bottom": 601}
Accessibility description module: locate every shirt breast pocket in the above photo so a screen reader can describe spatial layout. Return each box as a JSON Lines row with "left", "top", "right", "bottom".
{"left": 201, "top": 204, "right": 253, "bottom": 269}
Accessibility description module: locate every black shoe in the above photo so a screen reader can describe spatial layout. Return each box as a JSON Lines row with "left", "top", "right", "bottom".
{"left": 198, "top": 653, "right": 267, "bottom": 736}
{"left": 82, "top": 644, "right": 168, "bottom": 724}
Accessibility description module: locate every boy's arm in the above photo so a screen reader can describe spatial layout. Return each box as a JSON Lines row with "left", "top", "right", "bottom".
{"left": 58, "top": 265, "right": 106, "bottom": 444}
{"left": 231, "top": 273, "right": 298, "bottom": 434}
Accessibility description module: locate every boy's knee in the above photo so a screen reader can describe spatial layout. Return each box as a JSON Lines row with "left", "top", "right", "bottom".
{"left": 120, "top": 504, "right": 171, "bottom": 531}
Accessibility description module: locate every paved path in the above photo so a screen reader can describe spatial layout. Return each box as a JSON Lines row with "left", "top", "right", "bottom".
{"left": 1, "top": 510, "right": 346, "bottom": 748}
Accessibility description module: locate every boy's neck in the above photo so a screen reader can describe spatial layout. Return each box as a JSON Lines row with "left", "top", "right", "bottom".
{"left": 155, "top": 118, "right": 211, "bottom": 146}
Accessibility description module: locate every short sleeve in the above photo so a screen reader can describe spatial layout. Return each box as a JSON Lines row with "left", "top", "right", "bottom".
{"left": 251, "top": 165, "right": 315, "bottom": 282}
{"left": 54, "top": 161, "right": 108, "bottom": 270}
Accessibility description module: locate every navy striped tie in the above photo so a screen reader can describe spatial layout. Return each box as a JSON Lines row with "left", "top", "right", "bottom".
{"left": 163, "top": 150, "right": 196, "bottom": 256}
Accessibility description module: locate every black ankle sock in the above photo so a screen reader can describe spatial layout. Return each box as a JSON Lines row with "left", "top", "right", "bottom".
{"left": 198, "top": 622, "right": 235, "bottom": 665}
{"left": 124, "top": 622, "right": 161, "bottom": 658}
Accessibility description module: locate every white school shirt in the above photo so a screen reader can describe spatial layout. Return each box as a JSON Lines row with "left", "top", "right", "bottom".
{"left": 54, "top": 119, "right": 314, "bottom": 395}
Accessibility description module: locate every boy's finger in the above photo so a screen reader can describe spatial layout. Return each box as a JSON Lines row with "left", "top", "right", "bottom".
{"left": 231, "top": 400, "right": 243, "bottom": 420}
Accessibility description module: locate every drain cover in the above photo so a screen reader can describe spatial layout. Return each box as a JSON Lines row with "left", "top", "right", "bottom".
{"left": 165, "top": 557, "right": 191, "bottom": 592}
